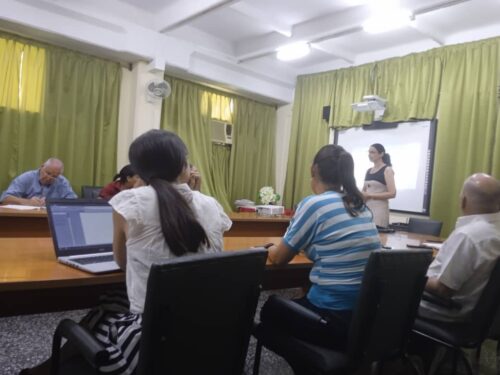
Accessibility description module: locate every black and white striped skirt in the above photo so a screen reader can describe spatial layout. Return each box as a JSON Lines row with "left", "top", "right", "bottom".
{"left": 81, "top": 290, "right": 142, "bottom": 375}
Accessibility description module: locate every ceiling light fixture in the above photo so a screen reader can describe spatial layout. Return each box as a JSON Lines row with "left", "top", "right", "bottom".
{"left": 363, "top": 0, "right": 412, "bottom": 34}
{"left": 276, "top": 42, "right": 311, "bottom": 61}
{"left": 363, "top": 8, "right": 412, "bottom": 33}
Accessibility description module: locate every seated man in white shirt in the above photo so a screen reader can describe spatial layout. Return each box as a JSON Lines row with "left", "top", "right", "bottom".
{"left": 419, "top": 173, "right": 500, "bottom": 322}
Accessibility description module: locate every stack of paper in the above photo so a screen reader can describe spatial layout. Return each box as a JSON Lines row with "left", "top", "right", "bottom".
{"left": 2, "top": 204, "right": 44, "bottom": 210}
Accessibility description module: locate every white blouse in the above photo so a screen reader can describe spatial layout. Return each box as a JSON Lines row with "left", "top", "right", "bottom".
{"left": 109, "top": 184, "right": 232, "bottom": 313}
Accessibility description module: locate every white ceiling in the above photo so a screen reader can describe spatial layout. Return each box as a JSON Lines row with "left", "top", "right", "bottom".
{"left": 1, "top": 0, "right": 500, "bottom": 103}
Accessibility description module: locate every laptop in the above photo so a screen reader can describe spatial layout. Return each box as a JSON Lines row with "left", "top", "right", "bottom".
{"left": 47, "top": 199, "right": 121, "bottom": 274}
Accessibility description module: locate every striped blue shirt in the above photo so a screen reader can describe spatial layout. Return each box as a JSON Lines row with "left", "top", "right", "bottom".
{"left": 284, "top": 191, "right": 381, "bottom": 311}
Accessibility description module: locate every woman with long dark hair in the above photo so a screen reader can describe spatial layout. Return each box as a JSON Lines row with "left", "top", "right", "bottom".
{"left": 363, "top": 143, "right": 396, "bottom": 227}
{"left": 264, "top": 144, "right": 381, "bottom": 349}
{"left": 21, "top": 130, "right": 231, "bottom": 375}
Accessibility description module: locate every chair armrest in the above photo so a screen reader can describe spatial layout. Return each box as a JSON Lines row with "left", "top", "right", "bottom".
{"left": 422, "top": 291, "right": 461, "bottom": 310}
{"left": 52, "top": 319, "right": 109, "bottom": 370}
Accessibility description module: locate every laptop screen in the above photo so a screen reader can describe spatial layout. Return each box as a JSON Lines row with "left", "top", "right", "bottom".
{"left": 47, "top": 200, "right": 113, "bottom": 256}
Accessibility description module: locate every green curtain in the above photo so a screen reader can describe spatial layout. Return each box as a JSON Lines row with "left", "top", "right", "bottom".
{"left": 212, "top": 144, "right": 231, "bottom": 203}
{"left": 430, "top": 38, "right": 500, "bottom": 235}
{"left": 374, "top": 52, "right": 443, "bottom": 122}
{"left": 283, "top": 36, "right": 500, "bottom": 235}
{"left": 229, "top": 97, "right": 276, "bottom": 204}
{"left": 161, "top": 76, "right": 276, "bottom": 211}
{"left": 331, "top": 64, "right": 375, "bottom": 127}
{"left": 160, "top": 78, "right": 226, "bottom": 205}
{"left": 283, "top": 73, "right": 333, "bottom": 208}
{"left": 0, "top": 32, "right": 121, "bottom": 196}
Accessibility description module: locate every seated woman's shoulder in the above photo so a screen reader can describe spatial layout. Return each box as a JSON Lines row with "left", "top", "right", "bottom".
{"left": 191, "top": 191, "right": 223, "bottom": 210}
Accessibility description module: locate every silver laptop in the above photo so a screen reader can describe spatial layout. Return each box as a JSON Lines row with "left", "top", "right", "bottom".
{"left": 47, "top": 199, "right": 120, "bottom": 274}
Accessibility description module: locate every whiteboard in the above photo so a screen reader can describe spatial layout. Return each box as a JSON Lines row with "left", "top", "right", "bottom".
{"left": 332, "top": 120, "right": 437, "bottom": 214}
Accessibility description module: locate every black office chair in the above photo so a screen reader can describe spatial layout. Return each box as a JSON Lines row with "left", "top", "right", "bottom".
{"left": 413, "top": 258, "right": 500, "bottom": 375}
{"left": 408, "top": 218, "right": 443, "bottom": 237}
{"left": 80, "top": 186, "right": 103, "bottom": 199}
{"left": 50, "top": 249, "right": 268, "bottom": 375}
{"left": 253, "top": 249, "right": 433, "bottom": 375}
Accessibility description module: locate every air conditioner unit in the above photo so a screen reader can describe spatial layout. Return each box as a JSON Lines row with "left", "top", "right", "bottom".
{"left": 210, "top": 119, "right": 233, "bottom": 145}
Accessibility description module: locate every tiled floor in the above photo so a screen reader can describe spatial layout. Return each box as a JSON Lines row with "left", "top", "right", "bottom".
{"left": 0, "top": 289, "right": 300, "bottom": 375}
{"left": 1, "top": 289, "right": 497, "bottom": 375}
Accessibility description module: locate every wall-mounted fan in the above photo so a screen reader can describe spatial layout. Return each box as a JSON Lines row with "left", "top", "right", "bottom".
{"left": 146, "top": 79, "right": 171, "bottom": 102}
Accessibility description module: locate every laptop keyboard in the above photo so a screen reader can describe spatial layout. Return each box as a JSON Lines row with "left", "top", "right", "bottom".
{"left": 72, "top": 254, "right": 115, "bottom": 265}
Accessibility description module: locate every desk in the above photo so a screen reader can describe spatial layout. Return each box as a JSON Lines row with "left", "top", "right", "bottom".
{"left": 0, "top": 236, "right": 307, "bottom": 316}
{"left": 227, "top": 212, "right": 291, "bottom": 237}
{"left": 0, "top": 210, "right": 290, "bottom": 238}
{"left": 0, "top": 207, "right": 49, "bottom": 237}
{"left": 0, "top": 232, "right": 437, "bottom": 316}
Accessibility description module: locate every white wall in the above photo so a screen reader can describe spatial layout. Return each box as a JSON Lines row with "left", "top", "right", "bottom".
{"left": 275, "top": 103, "right": 293, "bottom": 204}
{"left": 116, "top": 62, "right": 164, "bottom": 169}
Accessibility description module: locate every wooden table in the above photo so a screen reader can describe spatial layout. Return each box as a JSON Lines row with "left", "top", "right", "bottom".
{"left": 0, "top": 236, "right": 310, "bottom": 316}
{"left": 0, "top": 232, "right": 440, "bottom": 317}
{"left": 0, "top": 206, "right": 49, "bottom": 237}
{"left": 0, "top": 210, "right": 291, "bottom": 238}
{"left": 227, "top": 212, "right": 291, "bottom": 237}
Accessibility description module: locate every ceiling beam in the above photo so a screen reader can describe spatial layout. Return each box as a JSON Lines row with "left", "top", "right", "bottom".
{"left": 229, "top": 2, "right": 292, "bottom": 37}
{"left": 311, "top": 43, "right": 355, "bottom": 65}
{"left": 234, "top": 6, "right": 370, "bottom": 62}
{"left": 156, "top": 0, "right": 240, "bottom": 33}
{"left": 409, "top": 0, "right": 473, "bottom": 45}
{"left": 409, "top": 19, "right": 445, "bottom": 45}
{"left": 412, "top": 0, "right": 471, "bottom": 17}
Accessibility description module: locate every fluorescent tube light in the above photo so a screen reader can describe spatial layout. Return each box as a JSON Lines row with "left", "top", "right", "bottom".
{"left": 276, "top": 42, "right": 311, "bottom": 61}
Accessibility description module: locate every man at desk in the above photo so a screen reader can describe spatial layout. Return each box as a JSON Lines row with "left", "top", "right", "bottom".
{"left": 0, "top": 158, "right": 77, "bottom": 206}
{"left": 419, "top": 173, "right": 500, "bottom": 322}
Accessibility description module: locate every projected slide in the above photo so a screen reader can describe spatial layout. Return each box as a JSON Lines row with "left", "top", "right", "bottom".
{"left": 333, "top": 120, "right": 437, "bottom": 214}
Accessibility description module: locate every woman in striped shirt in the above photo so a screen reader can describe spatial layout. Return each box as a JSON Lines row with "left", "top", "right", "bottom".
{"left": 266, "top": 144, "right": 381, "bottom": 349}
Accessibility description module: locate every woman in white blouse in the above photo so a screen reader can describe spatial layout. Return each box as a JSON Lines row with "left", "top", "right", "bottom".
{"left": 22, "top": 129, "right": 231, "bottom": 375}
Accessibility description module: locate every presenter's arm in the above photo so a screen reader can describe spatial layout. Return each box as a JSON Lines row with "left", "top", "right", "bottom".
{"left": 112, "top": 209, "right": 128, "bottom": 270}
{"left": 268, "top": 241, "right": 296, "bottom": 266}
{"left": 364, "top": 167, "right": 396, "bottom": 200}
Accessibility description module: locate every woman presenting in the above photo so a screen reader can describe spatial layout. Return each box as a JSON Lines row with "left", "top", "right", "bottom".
{"left": 363, "top": 143, "right": 396, "bottom": 228}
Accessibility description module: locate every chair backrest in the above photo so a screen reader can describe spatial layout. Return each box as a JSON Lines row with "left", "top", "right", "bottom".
{"left": 348, "top": 249, "right": 433, "bottom": 362}
{"left": 463, "top": 258, "right": 500, "bottom": 344}
{"left": 408, "top": 218, "right": 443, "bottom": 236}
{"left": 80, "top": 185, "right": 103, "bottom": 199}
{"left": 137, "top": 249, "right": 268, "bottom": 375}
{"left": 487, "top": 306, "right": 500, "bottom": 340}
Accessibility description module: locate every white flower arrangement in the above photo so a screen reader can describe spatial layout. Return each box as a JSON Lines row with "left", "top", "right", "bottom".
{"left": 259, "top": 186, "right": 280, "bottom": 205}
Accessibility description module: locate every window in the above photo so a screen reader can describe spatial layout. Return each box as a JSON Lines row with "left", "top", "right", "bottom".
{"left": 201, "top": 91, "right": 233, "bottom": 122}
{"left": 0, "top": 37, "right": 45, "bottom": 113}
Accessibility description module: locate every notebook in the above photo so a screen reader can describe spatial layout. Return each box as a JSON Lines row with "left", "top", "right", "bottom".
{"left": 47, "top": 199, "right": 120, "bottom": 274}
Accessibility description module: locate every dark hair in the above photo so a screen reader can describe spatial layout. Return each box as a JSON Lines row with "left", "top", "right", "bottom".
{"left": 128, "top": 129, "right": 209, "bottom": 256}
{"left": 313, "top": 144, "right": 365, "bottom": 216}
{"left": 113, "top": 164, "right": 136, "bottom": 184}
{"left": 370, "top": 143, "right": 392, "bottom": 166}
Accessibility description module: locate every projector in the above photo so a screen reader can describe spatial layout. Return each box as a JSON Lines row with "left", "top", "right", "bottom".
{"left": 351, "top": 95, "right": 387, "bottom": 112}
{"left": 351, "top": 101, "right": 373, "bottom": 112}
{"left": 351, "top": 95, "right": 387, "bottom": 120}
